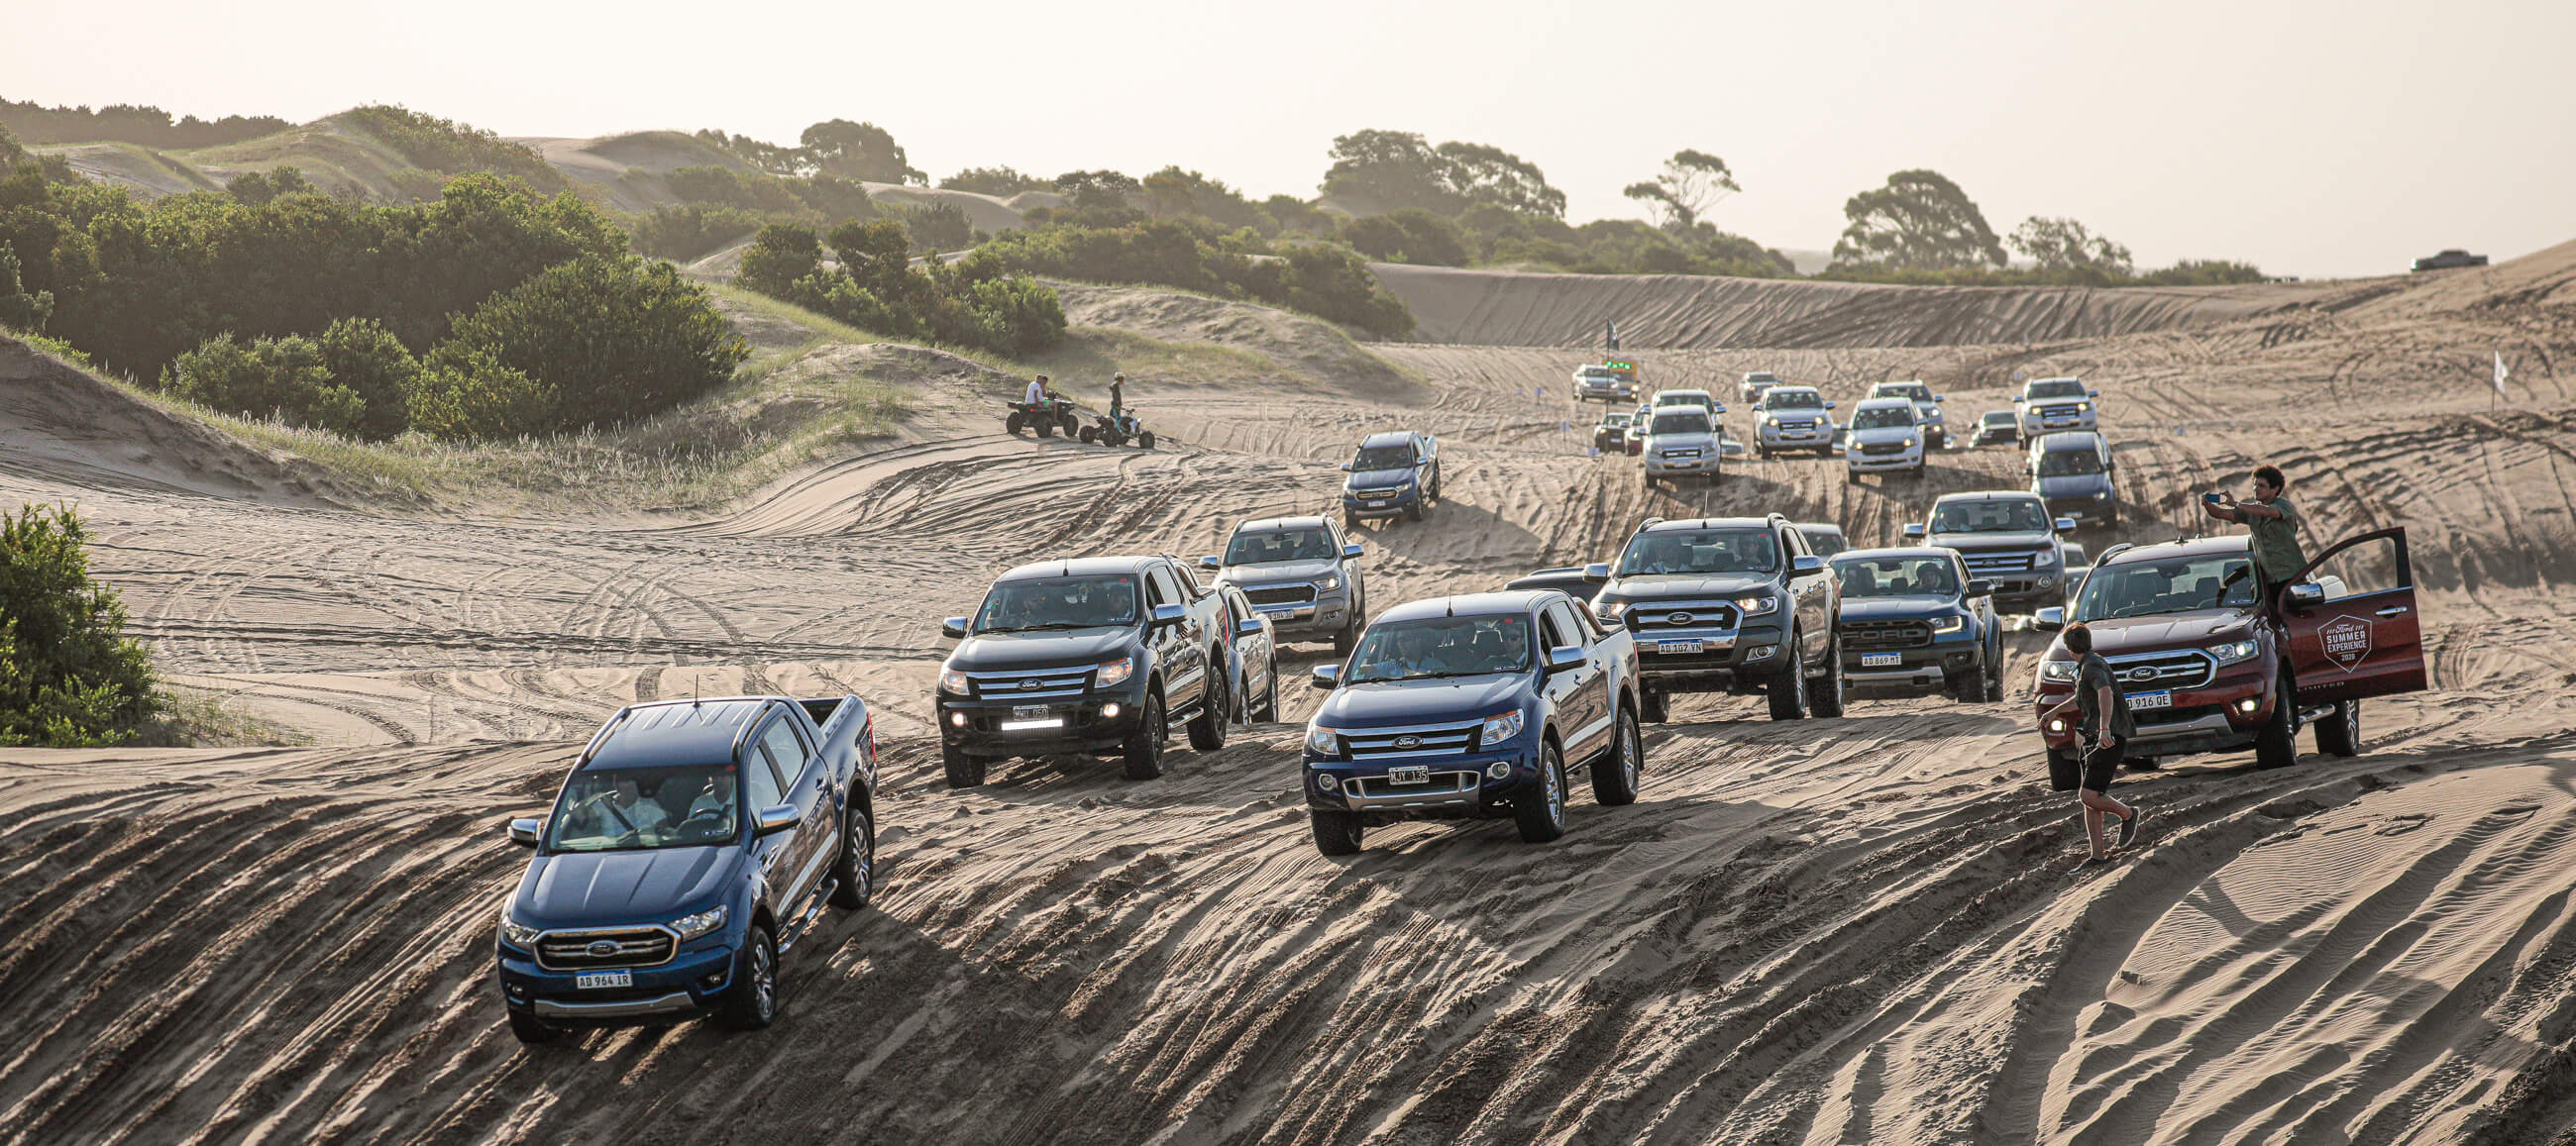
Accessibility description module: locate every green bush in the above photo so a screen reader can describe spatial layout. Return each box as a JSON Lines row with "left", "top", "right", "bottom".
{"left": 440, "top": 255, "right": 748, "bottom": 431}
{"left": 313, "top": 317, "right": 422, "bottom": 440}
{"left": 738, "top": 224, "right": 823, "bottom": 296}
{"left": 0, "top": 241, "right": 54, "bottom": 333}
{"left": 342, "top": 105, "right": 565, "bottom": 190}
{"left": 951, "top": 274, "right": 1067, "bottom": 356}
{"left": 0, "top": 98, "right": 288, "bottom": 149}
{"left": 897, "top": 201, "right": 974, "bottom": 253}
{"left": 1338, "top": 208, "right": 1467, "bottom": 266}
{"left": 225, "top": 165, "right": 317, "bottom": 205}
{"left": 408, "top": 343, "right": 553, "bottom": 441}
{"left": 738, "top": 219, "right": 1066, "bottom": 357}
{"left": 940, "top": 166, "right": 1048, "bottom": 195}
{"left": 1, "top": 503, "right": 161, "bottom": 747}
{"left": 957, "top": 221, "right": 1416, "bottom": 339}
{"left": 633, "top": 204, "right": 765, "bottom": 262}
{"left": 164, "top": 333, "right": 367, "bottom": 435}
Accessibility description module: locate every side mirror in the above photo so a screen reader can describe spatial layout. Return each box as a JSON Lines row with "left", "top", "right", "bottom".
{"left": 1148, "top": 603, "right": 1187, "bottom": 628}
{"left": 1235, "top": 617, "right": 1265, "bottom": 637}
{"left": 2054, "top": 516, "right": 2078, "bottom": 534}
{"left": 2011, "top": 395, "right": 2025, "bottom": 403}
{"left": 1790, "top": 554, "right": 1827, "bottom": 575}
{"left": 1339, "top": 462, "right": 1352, "bottom": 472}
{"left": 1714, "top": 403, "right": 1728, "bottom": 414}
{"left": 2088, "top": 389, "right": 2100, "bottom": 398}
{"left": 2286, "top": 582, "right": 2325, "bottom": 611}
{"left": 1310, "top": 664, "right": 1342, "bottom": 690}
{"left": 755, "top": 805, "right": 802, "bottom": 836}
{"left": 1825, "top": 401, "right": 1837, "bottom": 409}
{"left": 508, "top": 817, "right": 544, "bottom": 847}
{"left": 1901, "top": 524, "right": 1927, "bottom": 541}
{"left": 1933, "top": 394, "right": 1947, "bottom": 402}
{"left": 2033, "top": 606, "right": 2066, "bottom": 632}
{"left": 940, "top": 616, "right": 968, "bottom": 640}
{"left": 1199, "top": 555, "right": 1221, "bottom": 570}
{"left": 1582, "top": 562, "right": 1611, "bottom": 583}
{"left": 1966, "top": 579, "right": 1994, "bottom": 597}
{"left": 1342, "top": 543, "right": 1364, "bottom": 560}
{"left": 1545, "top": 646, "right": 1586, "bottom": 674}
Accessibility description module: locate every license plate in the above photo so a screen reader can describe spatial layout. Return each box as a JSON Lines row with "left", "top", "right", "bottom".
{"left": 1000, "top": 717, "right": 1064, "bottom": 731}
{"left": 1862, "top": 653, "right": 1901, "bottom": 667}
{"left": 1365, "top": 500, "right": 1387, "bottom": 508}
{"left": 1657, "top": 639, "right": 1704, "bottom": 655}
{"left": 2126, "top": 689, "right": 2173, "bottom": 710}
{"left": 1012, "top": 705, "right": 1049, "bottom": 720}
{"left": 1388, "top": 766, "right": 1431, "bottom": 785}
{"left": 575, "top": 970, "right": 632, "bottom": 990}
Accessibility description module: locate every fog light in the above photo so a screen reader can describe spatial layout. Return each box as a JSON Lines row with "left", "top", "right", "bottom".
{"left": 949, "top": 711, "right": 967, "bottom": 727}
{"left": 2046, "top": 717, "right": 2068, "bottom": 734}
{"left": 1746, "top": 645, "right": 1777, "bottom": 662}
{"left": 1315, "top": 773, "right": 1340, "bottom": 793}
{"left": 2235, "top": 696, "right": 2260, "bottom": 714}
{"left": 1486, "top": 761, "right": 1511, "bottom": 780}
{"left": 701, "top": 972, "right": 724, "bottom": 989}
{"left": 1101, "top": 702, "right": 1122, "bottom": 719}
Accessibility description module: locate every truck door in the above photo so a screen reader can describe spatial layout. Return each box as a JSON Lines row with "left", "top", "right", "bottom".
{"left": 2279, "top": 527, "right": 2427, "bottom": 702}
{"left": 742, "top": 738, "right": 797, "bottom": 909}
{"left": 1542, "top": 602, "right": 1610, "bottom": 757}
{"left": 757, "top": 714, "right": 831, "bottom": 912}
{"left": 1779, "top": 526, "right": 1830, "bottom": 662}
{"left": 1146, "top": 564, "right": 1205, "bottom": 708}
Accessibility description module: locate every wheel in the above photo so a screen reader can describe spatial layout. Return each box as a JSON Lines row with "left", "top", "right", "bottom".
{"left": 1845, "top": 469, "right": 1860, "bottom": 484}
{"left": 1186, "top": 673, "right": 1228, "bottom": 751}
{"left": 1755, "top": 444, "right": 1770, "bottom": 460}
{"left": 1079, "top": 426, "right": 1097, "bottom": 444}
{"left": 1123, "top": 692, "right": 1167, "bottom": 780}
{"left": 940, "top": 742, "right": 986, "bottom": 788}
{"left": 2103, "top": 506, "right": 2119, "bottom": 528}
{"left": 1641, "top": 688, "right": 1668, "bottom": 724}
{"left": 1982, "top": 641, "right": 2006, "bottom": 702}
{"left": 1514, "top": 741, "right": 1568, "bottom": 843}
{"left": 1035, "top": 419, "right": 1054, "bottom": 438}
{"left": 1310, "top": 808, "right": 1363, "bottom": 856}
{"left": 1590, "top": 706, "right": 1643, "bottom": 806}
{"left": 828, "top": 803, "right": 874, "bottom": 909}
{"left": 1767, "top": 636, "right": 1808, "bottom": 720}
{"left": 1642, "top": 472, "right": 1656, "bottom": 490}
{"left": 1343, "top": 511, "right": 1360, "bottom": 530}
{"left": 2315, "top": 697, "right": 2361, "bottom": 757}
{"left": 508, "top": 1010, "right": 562, "bottom": 1046}
{"left": 1428, "top": 472, "right": 1442, "bottom": 501}
{"left": 1103, "top": 429, "right": 1125, "bottom": 448}
{"left": 1006, "top": 413, "right": 1025, "bottom": 435}
{"left": 2254, "top": 672, "right": 2299, "bottom": 769}
{"left": 1405, "top": 499, "right": 1424, "bottom": 522}
{"left": 1060, "top": 411, "right": 1080, "bottom": 436}
{"left": 1333, "top": 619, "right": 1356, "bottom": 657}
{"left": 1257, "top": 659, "right": 1280, "bottom": 721}
{"left": 1138, "top": 431, "right": 1156, "bottom": 450}
{"left": 1807, "top": 636, "right": 1846, "bottom": 717}
{"left": 715, "top": 924, "right": 780, "bottom": 1030}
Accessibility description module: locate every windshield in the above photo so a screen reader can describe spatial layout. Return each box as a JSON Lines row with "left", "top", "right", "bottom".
{"left": 1601, "top": 413, "right": 1632, "bottom": 427}
{"left": 1346, "top": 615, "right": 1534, "bottom": 683}
{"left": 1651, "top": 412, "right": 1711, "bottom": 436}
{"left": 1764, "top": 390, "right": 1823, "bottom": 410}
{"left": 2076, "top": 555, "right": 2258, "bottom": 620}
{"left": 1852, "top": 405, "right": 1914, "bottom": 430}
{"left": 1797, "top": 528, "right": 1847, "bottom": 557}
{"left": 1226, "top": 528, "right": 1335, "bottom": 565}
{"left": 1578, "top": 366, "right": 1614, "bottom": 378}
{"left": 545, "top": 765, "right": 740, "bottom": 852}
{"left": 2028, "top": 379, "right": 2087, "bottom": 399}
{"left": 1744, "top": 373, "right": 1777, "bottom": 384}
{"left": 1931, "top": 499, "right": 2050, "bottom": 533}
{"left": 1617, "top": 527, "right": 1779, "bottom": 575}
{"left": 1835, "top": 556, "right": 1961, "bottom": 598}
{"left": 1352, "top": 444, "right": 1415, "bottom": 470}
{"left": 2038, "top": 449, "right": 2105, "bottom": 476}
{"left": 1878, "top": 383, "right": 1933, "bottom": 402}
{"left": 1655, "top": 393, "right": 1709, "bottom": 408}
{"left": 1983, "top": 412, "right": 2015, "bottom": 426}
{"left": 974, "top": 574, "right": 1139, "bottom": 632}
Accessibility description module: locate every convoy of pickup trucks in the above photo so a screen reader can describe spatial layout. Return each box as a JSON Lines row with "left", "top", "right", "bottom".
{"left": 493, "top": 364, "right": 2435, "bottom": 1040}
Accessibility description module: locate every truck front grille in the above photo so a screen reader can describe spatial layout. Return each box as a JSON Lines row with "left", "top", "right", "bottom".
{"left": 1959, "top": 551, "right": 2038, "bottom": 575}
{"left": 967, "top": 667, "right": 1092, "bottom": 699}
{"left": 2041, "top": 404, "right": 2083, "bottom": 418}
{"left": 2105, "top": 648, "right": 2216, "bottom": 690}
{"left": 1243, "top": 584, "right": 1317, "bottom": 606}
{"left": 1352, "top": 488, "right": 1400, "bottom": 500}
{"left": 1342, "top": 721, "right": 1480, "bottom": 759}
{"left": 1862, "top": 442, "right": 1909, "bottom": 456}
{"left": 537, "top": 926, "right": 678, "bottom": 971}
{"left": 1844, "top": 619, "right": 1931, "bottom": 649}
{"left": 1624, "top": 603, "right": 1740, "bottom": 633}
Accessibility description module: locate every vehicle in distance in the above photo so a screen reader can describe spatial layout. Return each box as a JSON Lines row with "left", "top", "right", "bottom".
{"left": 1741, "top": 370, "right": 1783, "bottom": 404}
{"left": 1203, "top": 516, "right": 1368, "bottom": 655}
{"left": 1588, "top": 513, "right": 1843, "bottom": 723}
{"left": 1844, "top": 397, "right": 1925, "bottom": 481}
{"left": 1625, "top": 402, "right": 1653, "bottom": 455}
{"left": 1793, "top": 522, "right": 1849, "bottom": 559}
{"left": 1573, "top": 361, "right": 1641, "bottom": 402}
{"left": 1751, "top": 385, "right": 1837, "bottom": 458}
{"left": 1870, "top": 380, "right": 1947, "bottom": 448}
{"left": 1904, "top": 491, "right": 2076, "bottom": 614}
{"left": 1302, "top": 589, "right": 1643, "bottom": 855}
{"left": 2031, "top": 528, "right": 2428, "bottom": 772}
{"left": 1640, "top": 404, "right": 1722, "bottom": 487}
{"left": 1653, "top": 388, "right": 1726, "bottom": 418}
{"left": 1342, "top": 430, "right": 1442, "bottom": 525}
{"left": 936, "top": 555, "right": 1236, "bottom": 787}
{"left": 1209, "top": 580, "right": 1284, "bottom": 722}
{"left": 496, "top": 693, "right": 880, "bottom": 1044}
{"left": 1504, "top": 566, "right": 1609, "bottom": 603}
{"left": 1593, "top": 410, "right": 1636, "bottom": 453}
{"left": 2412, "top": 249, "right": 2488, "bottom": 271}
{"left": 2013, "top": 376, "right": 2099, "bottom": 443}
{"left": 2061, "top": 541, "right": 2092, "bottom": 610}
{"left": 1830, "top": 548, "right": 2003, "bottom": 703}
{"left": 2031, "top": 431, "right": 2118, "bottom": 528}
{"left": 1973, "top": 410, "right": 2019, "bottom": 448}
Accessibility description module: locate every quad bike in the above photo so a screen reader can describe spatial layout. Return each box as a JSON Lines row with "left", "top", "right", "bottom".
{"left": 1006, "top": 396, "right": 1082, "bottom": 438}
{"left": 1078, "top": 409, "right": 1157, "bottom": 449}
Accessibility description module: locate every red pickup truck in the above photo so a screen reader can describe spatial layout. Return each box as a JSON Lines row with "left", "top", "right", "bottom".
{"left": 2031, "top": 528, "right": 2426, "bottom": 775}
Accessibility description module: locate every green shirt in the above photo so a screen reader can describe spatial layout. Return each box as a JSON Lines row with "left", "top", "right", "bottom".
{"left": 2245, "top": 494, "right": 2307, "bottom": 582}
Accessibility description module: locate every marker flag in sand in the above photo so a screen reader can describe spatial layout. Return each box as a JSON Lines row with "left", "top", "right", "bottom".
{"left": 2495, "top": 351, "right": 2510, "bottom": 396}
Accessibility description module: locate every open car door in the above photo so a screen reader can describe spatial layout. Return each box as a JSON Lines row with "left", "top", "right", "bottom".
{"left": 2276, "top": 527, "right": 2427, "bottom": 702}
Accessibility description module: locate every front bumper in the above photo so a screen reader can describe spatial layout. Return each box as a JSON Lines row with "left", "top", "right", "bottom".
{"left": 1990, "top": 575, "right": 2066, "bottom": 611}
{"left": 1839, "top": 631, "right": 1982, "bottom": 696}
{"left": 1758, "top": 424, "right": 1833, "bottom": 449}
{"left": 1342, "top": 488, "right": 1422, "bottom": 519}
{"left": 1304, "top": 745, "right": 1537, "bottom": 817}
{"left": 1248, "top": 593, "right": 1354, "bottom": 638}
{"left": 1645, "top": 454, "right": 1717, "bottom": 475}
{"left": 2032, "top": 667, "right": 2275, "bottom": 758}
{"left": 1628, "top": 621, "right": 1788, "bottom": 692}
{"left": 939, "top": 682, "right": 1147, "bottom": 758}
{"left": 1578, "top": 383, "right": 1637, "bottom": 402}
{"left": 2023, "top": 414, "right": 2096, "bottom": 437}
{"left": 496, "top": 938, "right": 735, "bottom": 1028}
{"left": 1846, "top": 447, "right": 1924, "bottom": 472}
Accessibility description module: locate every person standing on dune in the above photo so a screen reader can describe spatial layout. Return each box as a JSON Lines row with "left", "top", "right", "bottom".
{"left": 2046, "top": 621, "right": 2141, "bottom": 867}
{"left": 1109, "top": 372, "right": 1127, "bottom": 423}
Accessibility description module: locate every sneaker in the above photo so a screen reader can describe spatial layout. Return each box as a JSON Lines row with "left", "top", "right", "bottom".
{"left": 2117, "top": 807, "right": 2143, "bottom": 848}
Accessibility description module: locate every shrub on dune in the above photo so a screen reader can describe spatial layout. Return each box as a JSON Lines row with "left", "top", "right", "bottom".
{"left": 0, "top": 503, "right": 161, "bottom": 748}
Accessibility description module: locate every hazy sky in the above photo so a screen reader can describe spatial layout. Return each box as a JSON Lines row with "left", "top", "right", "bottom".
{"left": 7, "top": 0, "right": 2568, "bottom": 278}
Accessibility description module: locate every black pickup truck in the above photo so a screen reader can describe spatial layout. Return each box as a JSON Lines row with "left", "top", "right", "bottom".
{"left": 936, "top": 555, "right": 1246, "bottom": 786}
{"left": 495, "top": 694, "right": 879, "bottom": 1043}
{"left": 1588, "top": 513, "right": 1845, "bottom": 722}
{"left": 1301, "top": 589, "right": 1643, "bottom": 855}
{"left": 1828, "top": 547, "right": 2004, "bottom": 703}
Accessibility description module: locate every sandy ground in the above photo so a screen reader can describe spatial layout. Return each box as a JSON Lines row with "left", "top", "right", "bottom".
{"left": 4, "top": 246, "right": 2576, "bottom": 1143}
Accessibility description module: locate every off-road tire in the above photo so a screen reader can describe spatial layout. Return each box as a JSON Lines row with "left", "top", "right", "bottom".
{"left": 1343, "top": 511, "right": 1360, "bottom": 531}
{"left": 941, "top": 742, "right": 986, "bottom": 788}
{"left": 1846, "top": 469, "right": 1861, "bottom": 484}
{"left": 1756, "top": 443, "right": 1771, "bottom": 460}
{"left": 1060, "top": 411, "right": 1081, "bottom": 436}
{"left": 1641, "top": 688, "right": 1668, "bottom": 724}
{"left": 828, "top": 804, "right": 874, "bottom": 910}
{"left": 1138, "top": 430, "right": 1156, "bottom": 450}
{"left": 1643, "top": 472, "right": 1657, "bottom": 490}
{"left": 715, "top": 925, "right": 780, "bottom": 1030}
{"left": 2254, "top": 671, "right": 2299, "bottom": 769}
{"left": 1186, "top": 672, "right": 1228, "bottom": 751}
{"left": 508, "top": 1010, "right": 562, "bottom": 1046}
{"left": 1079, "top": 426, "right": 1098, "bottom": 444}
{"left": 1310, "top": 809, "right": 1363, "bottom": 856}
{"left": 1007, "top": 413, "right": 1026, "bottom": 436}
{"left": 1103, "top": 429, "right": 1126, "bottom": 448}
{"left": 2316, "top": 697, "right": 2361, "bottom": 757}
{"left": 1767, "top": 637, "right": 1808, "bottom": 720}
{"left": 1035, "top": 418, "right": 1054, "bottom": 438}
{"left": 1123, "top": 693, "right": 1167, "bottom": 780}
{"left": 1256, "top": 662, "right": 1279, "bottom": 721}
{"left": 1405, "top": 499, "right": 1424, "bottom": 522}
{"left": 1983, "top": 641, "right": 2006, "bottom": 702}
{"left": 1515, "top": 741, "right": 1569, "bottom": 843}
{"left": 1807, "top": 636, "right": 1846, "bottom": 717}
{"left": 1591, "top": 707, "right": 1643, "bottom": 806}
{"left": 1333, "top": 621, "right": 1356, "bottom": 657}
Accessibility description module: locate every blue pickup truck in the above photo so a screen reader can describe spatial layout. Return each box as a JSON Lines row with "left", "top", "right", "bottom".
{"left": 1341, "top": 430, "right": 1442, "bottom": 526}
{"left": 1300, "top": 589, "right": 1643, "bottom": 855}
{"left": 495, "top": 693, "right": 879, "bottom": 1044}
{"left": 1828, "top": 547, "right": 2004, "bottom": 703}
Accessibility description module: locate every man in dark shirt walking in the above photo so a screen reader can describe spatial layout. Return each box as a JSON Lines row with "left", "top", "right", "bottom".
{"left": 2048, "top": 621, "right": 2143, "bottom": 866}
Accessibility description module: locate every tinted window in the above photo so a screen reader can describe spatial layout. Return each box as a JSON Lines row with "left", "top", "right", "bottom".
{"left": 1930, "top": 499, "right": 2051, "bottom": 533}
{"left": 1835, "top": 556, "right": 1963, "bottom": 598}
{"left": 2038, "top": 448, "right": 2106, "bottom": 476}
{"left": 1797, "top": 527, "right": 1848, "bottom": 558}
{"left": 2077, "top": 555, "right": 2258, "bottom": 620}
{"left": 1226, "top": 528, "right": 1336, "bottom": 565}
{"left": 1617, "top": 528, "right": 1780, "bottom": 575}
{"left": 1852, "top": 405, "right": 1915, "bottom": 430}
{"left": 759, "top": 719, "right": 809, "bottom": 781}
{"left": 976, "top": 574, "right": 1141, "bottom": 632}
{"left": 1877, "top": 382, "right": 1933, "bottom": 401}
{"left": 1347, "top": 615, "right": 1534, "bottom": 682}
{"left": 1651, "top": 412, "right": 1712, "bottom": 436}
{"left": 2028, "top": 379, "right": 2088, "bottom": 399}
{"left": 745, "top": 749, "right": 786, "bottom": 811}
{"left": 1764, "top": 390, "right": 1823, "bottom": 409}
{"left": 1353, "top": 444, "right": 1414, "bottom": 469}
{"left": 544, "top": 765, "right": 740, "bottom": 852}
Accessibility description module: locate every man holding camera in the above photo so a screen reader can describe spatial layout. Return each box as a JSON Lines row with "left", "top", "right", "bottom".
{"left": 2203, "top": 464, "right": 2307, "bottom": 596}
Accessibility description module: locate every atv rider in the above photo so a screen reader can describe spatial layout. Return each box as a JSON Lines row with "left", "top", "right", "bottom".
{"left": 1022, "top": 374, "right": 1052, "bottom": 407}
{"left": 1109, "top": 373, "right": 1127, "bottom": 425}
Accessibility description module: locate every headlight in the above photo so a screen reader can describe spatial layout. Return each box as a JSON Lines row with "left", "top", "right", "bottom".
{"left": 670, "top": 904, "right": 726, "bottom": 941}
{"left": 1930, "top": 614, "right": 1966, "bottom": 634}
{"left": 1764, "top": 416, "right": 1780, "bottom": 426}
{"left": 1901, "top": 438, "right": 1917, "bottom": 449}
{"left": 2093, "top": 491, "right": 2110, "bottom": 501}
{"left": 1597, "top": 600, "right": 1632, "bottom": 623}
{"left": 1305, "top": 724, "right": 1339, "bottom": 754}
{"left": 1478, "top": 710, "right": 1525, "bottom": 746}
{"left": 1316, "top": 574, "right": 1342, "bottom": 592}
{"left": 2076, "top": 402, "right": 2091, "bottom": 412}
{"left": 1734, "top": 593, "right": 1779, "bottom": 615}
{"left": 2038, "top": 660, "right": 2079, "bottom": 682}
{"left": 2036, "top": 547, "right": 2061, "bottom": 568}
{"left": 1093, "top": 657, "right": 1134, "bottom": 687}
{"left": 1926, "top": 406, "right": 1942, "bottom": 418}
{"left": 938, "top": 668, "right": 970, "bottom": 694}
{"left": 498, "top": 906, "right": 542, "bottom": 949}
{"left": 2209, "top": 638, "right": 2261, "bottom": 666}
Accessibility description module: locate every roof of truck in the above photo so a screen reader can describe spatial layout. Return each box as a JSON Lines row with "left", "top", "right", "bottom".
{"left": 588, "top": 697, "right": 777, "bottom": 769}
{"left": 1377, "top": 591, "right": 1557, "bottom": 623}
{"left": 995, "top": 556, "right": 1158, "bottom": 581}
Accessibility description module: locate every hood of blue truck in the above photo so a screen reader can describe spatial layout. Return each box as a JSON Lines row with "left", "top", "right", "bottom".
{"left": 945, "top": 626, "right": 1139, "bottom": 673}
{"left": 1318, "top": 674, "right": 1527, "bottom": 730}
{"left": 515, "top": 844, "right": 737, "bottom": 929}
